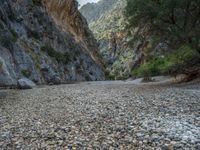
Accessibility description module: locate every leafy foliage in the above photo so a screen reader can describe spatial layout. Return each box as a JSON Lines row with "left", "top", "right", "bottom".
{"left": 21, "top": 69, "right": 31, "bottom": 78}
{"left": 126, "top": 0, "right": 200, "bottom": 50}
{"left": 32, "top": 0, "right": 42, "bottom": 6}
{"left": 132, "top": 45, "right": 200, "bottom": 77}
{"left": 0, "top": 29, "right": 18, "bottom": 50}
{"left": 10, "top": 29, "right": 19, "bottom": 42}
{"left": 41, "top": 46, "right": 71, "bottom": 64}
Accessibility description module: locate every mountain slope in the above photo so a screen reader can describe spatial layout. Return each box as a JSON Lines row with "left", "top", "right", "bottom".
{"left": 81, "top": 0, "right": 200, "bottom": 81}
{"left": 80, "top": 0, "right": 134, "bottom": 79}
{"left": 0, "top": 0, "right": 105, "bottom": 87}
{"left": 79, "top": 0, "right": 118, "bottom": 23}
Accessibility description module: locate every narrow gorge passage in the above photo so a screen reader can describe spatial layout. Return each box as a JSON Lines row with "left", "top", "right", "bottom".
{"left": 0, "top": 0, "right": 200, "bottom": 149}
{"left": 0, "top": 81, "right": 200, "bottom": 149}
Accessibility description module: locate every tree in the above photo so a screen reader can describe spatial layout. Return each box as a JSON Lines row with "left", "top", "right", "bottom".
{"left": 126, "top": 0, "right": 200, "bottom": 52}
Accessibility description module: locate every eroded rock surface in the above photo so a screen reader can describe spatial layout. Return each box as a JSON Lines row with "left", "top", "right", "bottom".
{"left": 0, "top": 0, "right": 105, "bottom": 87}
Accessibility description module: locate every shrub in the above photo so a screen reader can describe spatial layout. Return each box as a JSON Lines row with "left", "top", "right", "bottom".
{"left": 8, "top": 11, "right": 16, "bottom": 21}
{"left": 29, "top": 51, "right": 40, "bottom": 69}
{"left": 26, "top": 28, "right": 40, "bottom": 39}
{"left": 41, "top": 46, "right": 71, "bottom": 64}
{"left": 10, "top": 29, "right": 19, "bottom": 42}
{"left": 0, "top": 31, "right": 17, "bottom": 49}
{"left": 105, "top": 70, "right": 115, "bottom": 80}
{"left": 32, "top": 0, "right": 42, "bottom": 6}
{"left": 0, "top": 36, "right": 12, "bottom": 49}
{"left": 85, "top": 75, "right": 91, "bottom": 81}
{"left": 132, "top": 45, "right": 200, "bottom": 77}
{"left": 21, "top": 69, "right": 31, "bottom": 78}
{"left": 0, "top": 62, "right": 3, "bottom": 71}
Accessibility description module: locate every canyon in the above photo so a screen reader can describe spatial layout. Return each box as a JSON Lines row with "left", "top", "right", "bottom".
{"left": 0, "top": 1, "right": 199, "bottom": 149}
{"left": 0, "top": 0, "right": 105, "bottom": 87}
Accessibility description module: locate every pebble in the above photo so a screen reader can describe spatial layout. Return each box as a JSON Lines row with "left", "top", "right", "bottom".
{"left": 0, "top": 81, "right": 199, "bottom": 149}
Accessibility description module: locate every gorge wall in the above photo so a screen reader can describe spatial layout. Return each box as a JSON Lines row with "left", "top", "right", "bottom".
{"left": 80, "top": 0, "right": 134, "bottom": 79}
{"left": 0, "top": 0, "right": 105, "bottom": 87}
{"left": 81, "top": 0, "right": 200, "bottom": 80}
{"left": 80, "top": 0, "right": 169, "bottom": 80}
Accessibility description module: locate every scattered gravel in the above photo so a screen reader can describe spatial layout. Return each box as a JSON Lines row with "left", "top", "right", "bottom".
{"left": 0, "top": 81, "right": 200, "bottom": 149}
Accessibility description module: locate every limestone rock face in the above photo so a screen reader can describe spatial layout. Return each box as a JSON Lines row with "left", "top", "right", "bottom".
{"left": 0, "top": 0, "right": 105, "bottom": 87}
{"left": 43, "top": 0, "right": 103, "bottom": 65}
{"left": 80, "top": 0, "right": 132, "bottom": 79}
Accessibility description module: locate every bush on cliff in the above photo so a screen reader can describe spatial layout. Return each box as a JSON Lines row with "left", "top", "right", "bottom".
{"left": 132, "top": 45, "right": 200, "bottom": 77}
{"left": 41, "top": 46, "right": 71, "bottom": 64}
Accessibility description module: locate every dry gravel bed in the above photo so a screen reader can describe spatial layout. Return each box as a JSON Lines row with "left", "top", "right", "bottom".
{"left": 0, "top": 81, "right": 200, "bottom": 150}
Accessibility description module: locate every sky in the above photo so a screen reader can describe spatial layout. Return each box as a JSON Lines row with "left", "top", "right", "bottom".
{"left": 77, "top": 0, "right": 100, "bottom": 7}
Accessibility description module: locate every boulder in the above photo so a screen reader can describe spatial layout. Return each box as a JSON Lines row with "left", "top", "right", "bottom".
{"left": 17, "top": 78, "right": 36, "bottom": 89}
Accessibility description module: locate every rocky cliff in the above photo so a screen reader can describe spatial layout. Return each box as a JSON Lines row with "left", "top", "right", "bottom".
{"left": 80, "top": 0, "right": 134, "bottom": 79}
{"left": 79, "top": 0, "right": 118, "bottom": 23}
{"left": 0, "top": 0, "right": 105, "bottom": 87}
{"left": 80, "top": 0, "right": 165, "bottom": 80}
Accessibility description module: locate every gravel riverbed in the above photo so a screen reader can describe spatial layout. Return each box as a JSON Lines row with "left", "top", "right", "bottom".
{"left": 0, "top": 81, "right": 200, "bottom": 149}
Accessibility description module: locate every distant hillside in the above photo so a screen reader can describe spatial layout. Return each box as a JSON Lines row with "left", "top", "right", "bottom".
{"left": 79, "top": 0, "right": 118, "bottom": 23}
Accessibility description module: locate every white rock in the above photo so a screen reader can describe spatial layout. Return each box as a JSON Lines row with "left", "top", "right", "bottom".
{"left": 17, "top": 78, "right": 36, "bottom": 89}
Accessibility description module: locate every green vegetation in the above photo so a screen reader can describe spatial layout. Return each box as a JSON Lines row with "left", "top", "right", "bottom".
{"left": 126, "top": 0, "right": 200, "bottom": 52}
{"left": 32, "top": 0, "right": 42, "bottom": 6}
{"left": 26, "top": 28, "right": 40, "bottom": 39}
{"left": 0, "top": 36, "right": 12, "bottom": 49}
{"left": 30, "top": 51, "right": 40, "bottom": 69}
{"left": 0, "top": 29, "right": 18, "bottom": 49}
{"left": 106, "top": 66, "right": 130, "bottom": 80}
{"left": 41, "top": 46, "right": 71, "bottom": 64}
{"left": 21, "top": 69, "right": 31, "bottom": 78}
{"left": 0, "top": 62, "right": 3, "bottom": 70}
{"left": 10, "top": 29, "right": 19, "bottom": 42}
{"left": 85, "top": 75, "right": 91, "bottom": 81}
{"left": 7, "top": 11, "right": 16, "bottom": 21}
{"left": 126, "top": 0, "right": 200, "bottom": 79}
{"left": 132, "top": 45, "right": 200, "bottom": 77}
{"left": 105, "top": 70, "right": 116, "bottom": 80}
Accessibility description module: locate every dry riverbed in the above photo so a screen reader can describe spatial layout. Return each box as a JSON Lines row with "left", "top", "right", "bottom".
{"left": 0, "top": 81, "right": 200, "bottom": 149}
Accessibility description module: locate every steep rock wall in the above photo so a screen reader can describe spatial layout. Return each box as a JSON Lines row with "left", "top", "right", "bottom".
{"left": 43, "top": 0, "right": 103, "bottom": 65}
{"left": 80, "top": 0, "right": 133, "bottom": 79}
{"left": 0, "top": 0, "right": 105, "bottom": 87}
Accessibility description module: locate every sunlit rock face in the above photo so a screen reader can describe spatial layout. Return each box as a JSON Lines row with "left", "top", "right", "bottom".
{"left": 43, "top": 0, "right": 103, "bottom": 65}
{"left": 0, "top": 0, "right": 105, "bottom": 87}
